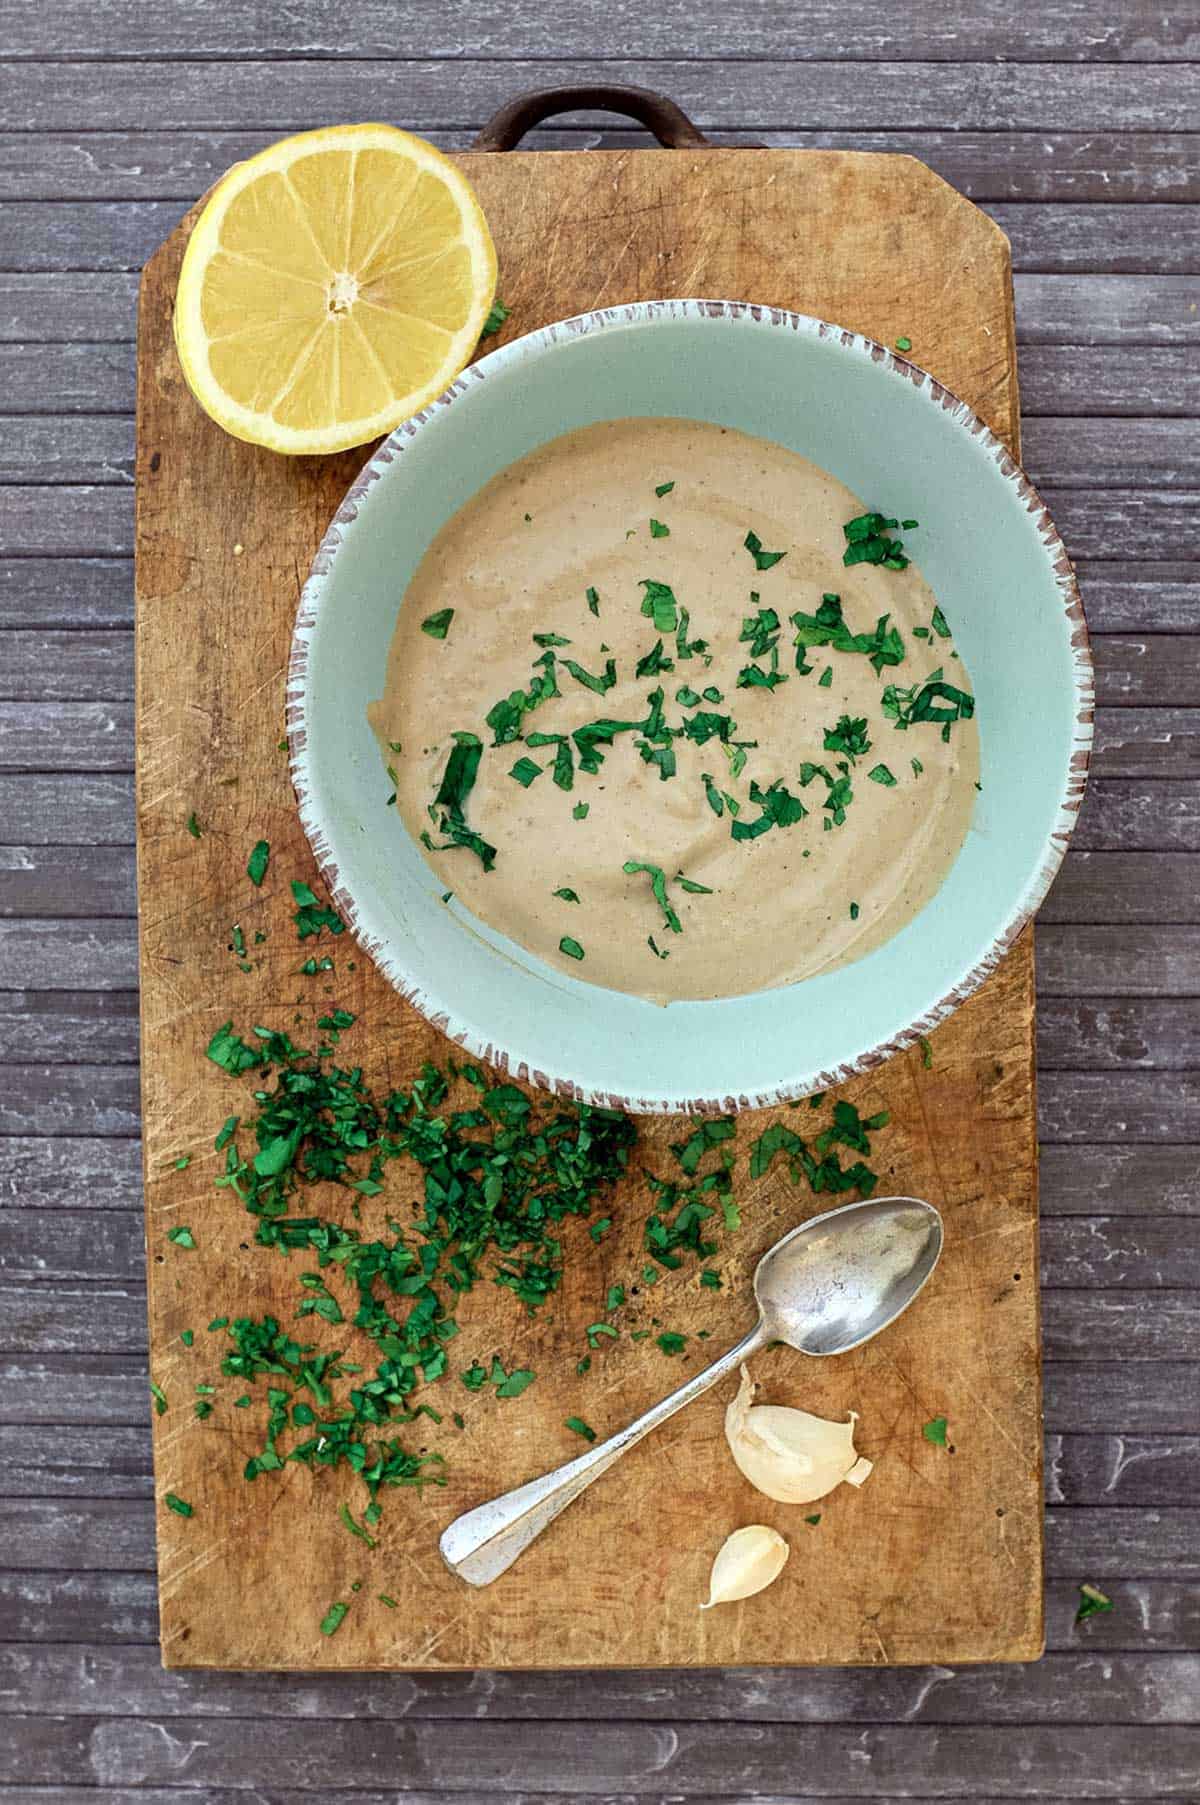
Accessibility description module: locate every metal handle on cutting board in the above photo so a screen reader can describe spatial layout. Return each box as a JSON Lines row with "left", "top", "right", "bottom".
{"left": 473, "top": 83, "right": 729, "bottom": 152}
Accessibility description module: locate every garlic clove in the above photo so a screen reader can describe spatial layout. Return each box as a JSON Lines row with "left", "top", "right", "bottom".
{"left": 702, "top": 1524, "right": 790, "bottom": 1608}
{"left": 724, "top": 1365, "right": 872, "bottom": 1505}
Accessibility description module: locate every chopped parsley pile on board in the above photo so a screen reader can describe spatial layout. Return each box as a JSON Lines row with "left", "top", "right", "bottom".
{"left": 165, "top": 960, "right": 894, "bottom": 1534}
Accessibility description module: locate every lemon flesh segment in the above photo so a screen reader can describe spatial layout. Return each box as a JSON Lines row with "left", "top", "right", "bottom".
{"left": 173, "top": 125, "right": 497, "bottom": 455}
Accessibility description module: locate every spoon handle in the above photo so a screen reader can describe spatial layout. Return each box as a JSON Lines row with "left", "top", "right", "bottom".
{"left": 439, "top": 1325, "right": 766, "bottom": 1586}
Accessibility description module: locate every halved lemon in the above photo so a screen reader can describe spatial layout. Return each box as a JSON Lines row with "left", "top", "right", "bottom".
{"left": 173, "top": 124, "right": 498, "bottom": 456}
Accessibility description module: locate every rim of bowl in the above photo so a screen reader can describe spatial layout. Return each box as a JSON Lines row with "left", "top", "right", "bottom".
{"left": 288, "top": 299, "right": 1094, "bottom": 1114}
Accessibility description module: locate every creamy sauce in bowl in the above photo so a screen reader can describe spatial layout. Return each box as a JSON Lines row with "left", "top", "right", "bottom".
{"left": 369, "top": 418, "right": 978, "bottom": 1003}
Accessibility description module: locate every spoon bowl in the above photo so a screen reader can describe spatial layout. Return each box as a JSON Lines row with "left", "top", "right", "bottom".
{"left": 755, "top": 1195, "right": 943, "bottom": 1357}
{"left": 440, "top": 1194, "right": 944, "bottom": 1587}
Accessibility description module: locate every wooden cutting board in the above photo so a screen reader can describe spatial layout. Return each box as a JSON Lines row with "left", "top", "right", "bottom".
{"left": 135, "top": 141, "right": 1042, "bottom": 1670}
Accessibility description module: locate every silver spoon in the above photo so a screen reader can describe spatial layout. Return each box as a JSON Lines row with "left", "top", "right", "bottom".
{"left": 439, "top": 1193, "right": 943, "bottom": 1586}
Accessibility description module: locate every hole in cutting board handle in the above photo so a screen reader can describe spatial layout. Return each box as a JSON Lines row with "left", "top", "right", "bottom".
{"left": 473, "top": 83, "right": 744, "bottom": 152}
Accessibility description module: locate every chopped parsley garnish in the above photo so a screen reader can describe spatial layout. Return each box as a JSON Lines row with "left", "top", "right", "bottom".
{"left": 640, "top": 579, "right": 678, "bottom": 633}
{"left": 749, "top": 1099, "right": 888, "bottom": 1197}
{"left": 918, "top": 1035, "right": 933, "bottom": 1068}
{"left": 895, "top": 335, "right": 912, "bottom": 351}
{"left": 1076, "top": 1583, "right": 1114, "bottom": 1623}
{"left": 378, "top": 1593, "right": 398, "bottom": 1608}
{"left": 911, "top": 757, "right": 924, "bottom": 777}
{"left": 805, "top": 1512, "right": 822, "bottom": 1525}
{"left": 181, "top": 1329, "right": 194, "bottom": 1346}
{"left": 319, "top": 1601, "right": 349, "bottom": 1636}
{"left": 291, "top": 879, "right": 345, "bottom": 940}
{"left": 923, "top": 1415, "right": 949, "bottom": 1446}
{"left": 792, "top": 594, "right": 905, "bottom": 675}
{"left": 730, "top": 778, "right": 806, "bottom": 842}
{"left": 339, "top": 1501, "right": 376, "bottom": 1547}
{"left": 573, "top": 802, "right": 589, "bottom": 820}
{"left": 421, "top": 608, "right": 455, "bottom": 639}
{"left": 175, "top": 1155, "right": 190, "bottom": 1170}
{"left": 486, "top": 651, "right": 559, "bottom": 744}
{"left": 247, "top": 840, "right": 270, "bottom": 887}
{"left": 636, "top": 640, "right": 675, "bottom": 678}
{"left": 150, "top": 1380, "right": 168, "bottom": 1416}
{"left": 647, "top": 935, "right": 669, "bottom": 959}
{"left": 509, "top": 756, "right": 542, "bottom": 787}
{"left": 868, "top": 763, "right": 897, "bottom": 786}
{"left": 655, "top": 481, "right": 675, "bottom": 497}
{"left": 849, "top": 901, "right": 860, "bottom": 920}
{"left": 563, "top": 656, "right": 617, "bottom": 696}
{"left": 480, "top": 298, "right": 510, "bottom": 337}
{"left": 700, "top": 1270, "right": 722, "bottom": 1289}
{"left": 491, "top": 1358, "right": 536, "bottom": 1399}
{"left": 701, "top": 773, "right": 739, "bottom": 819}
{"left": 823, "top": 715, "right": 872, "bottom": 761}
{"left": 656, "top": 1331, "right": 687, "bottom": 1355}
{"left": 842, "top": 511, "right": 915, "bottom": 570}
{"left": 649, "top": 518, "right": 670, "bottom": 538}
{"left": 167, "top": 1225, "right": 196, "bottom": 1249}
{"left": 564, "top": 1416, "right": 596, "bottom": 1441}
{"left": 559, "top": 936, "right": 585, "bottom": 960}
{"left": 186, "top": 812, "right": 201, "bottom": 839}
{"left": 799, "top": 760, "right": 854, "bottom": 828}
{"left": 533, "top": 631, "right": 571, "bottom": 647}
{"left": 931, "top": 604, "right": 951, "bottom": 638}
{"left": 586, "top": 586, "right": 600, "bottom": 616}
{"left": 881, "top": 668, "right": 975, "bottom": 740}
{"left": 553, "top": 886, "right": 580, "bottom": 903}
{"left": 671, "top": 1118, "right": 735, "bottom": 1175}
{"left": 818, "top": 665, "right": 833, "bottom": 688}
{"left": 606, "top": 1285, "right": 626, "bottom": 1311}
{"left": 623, "top": 860, "right": 682, "bottom": 934}
{"left": 676, "top": 874, "right": 713, "bottom": 895}
{"left": 164, "top": 1493, "right": 193, "bottom": 1517}
{"left": 423, "top": 732, "right": 496, "bottom": 871}
{"left": 744, "top": 530, "right": 786, "bottom": 571}
{"left": 675, "top": 685, "right": 700, "bottom": 707}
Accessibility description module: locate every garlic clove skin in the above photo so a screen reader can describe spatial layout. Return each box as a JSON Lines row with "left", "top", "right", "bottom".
{"left": 702, "top": 1525, "right": 790, "bottom": 1608}
{"left": 725, "top": 1365, "right": 872, "bottom": 1505}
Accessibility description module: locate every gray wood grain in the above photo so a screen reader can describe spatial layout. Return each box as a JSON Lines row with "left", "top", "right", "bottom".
{"left": 1039, "top": 1000, "right": 1200, "bottom": 1069}
{"left": 3, "top": 0, "right": 1194, "bottom": 62}
{"left": 0, "top": 560, "right": 131, "bottom": 630}
{"left": 0, "top": 776, "right": 134, "bottom": 844}
{"left": 0, "top": 922, "right": 139, "bottom": 989}
{"left": 4, "top": 60, "right": 1198, "bottom": 134}
{"left": 5, "top": 1712, "right": 1200, "bottom": 1793}
{"left": 1, "top": 1638, "right": 1199, "bottom": 1724}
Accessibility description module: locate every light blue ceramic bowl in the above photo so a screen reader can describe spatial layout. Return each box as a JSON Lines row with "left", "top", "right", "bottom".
{"left": 289, "top": 301, "right": 1092, "bottom": 1112}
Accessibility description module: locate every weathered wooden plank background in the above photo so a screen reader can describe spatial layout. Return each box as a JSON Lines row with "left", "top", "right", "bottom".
{"left": 0, "top": 0, "right": 1196, "bottom": 1794}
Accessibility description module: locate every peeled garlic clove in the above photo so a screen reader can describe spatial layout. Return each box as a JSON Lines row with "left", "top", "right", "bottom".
{"left": 725, "top": 1365, "right": 872, "bottom": 1505}
{"left": 702, "top": 1525, "right": 790, "bottom": 1608}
